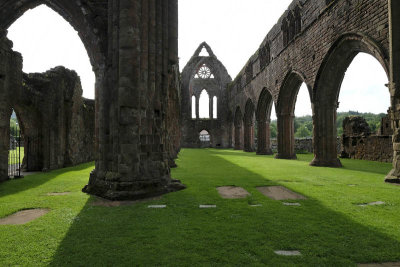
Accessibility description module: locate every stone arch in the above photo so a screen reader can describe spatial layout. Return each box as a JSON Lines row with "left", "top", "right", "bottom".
{"left": 1, "top": 0, "right": 108, "bottom": 178}
{"left": 234, "top": 107, "right": 243, "bottom": 150}
{"left": 256, "top": 88, "right": 274, "bottom": 155}
{"left": 276, "top": 71, "right": 311, "bottom": 159}
{"left": 311, "top": 33, "right": 389, "bottom": 167}
{"left": 243, "top": 99, "right": 255, "bottom": 152}
{"left": 0, "top": 1, "right": 105, "bottom": 70}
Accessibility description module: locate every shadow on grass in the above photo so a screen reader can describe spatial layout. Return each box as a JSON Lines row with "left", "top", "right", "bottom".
{"left": 47, "top": 150, "right": 400, "bottom": 266}
{"left": 0, "top": 162, "right": 93, "bottom": 198}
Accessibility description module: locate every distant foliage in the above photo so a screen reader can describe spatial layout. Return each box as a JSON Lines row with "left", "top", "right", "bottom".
{"left": 9, "top": 118, "right": 20, "bottom": 137}
{"left": 269, "top": 111, "right": 386, "bottom": 138}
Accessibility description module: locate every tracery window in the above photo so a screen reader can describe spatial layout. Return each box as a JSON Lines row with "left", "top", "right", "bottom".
{"left": 196, "top": 64, "right": 213, "bottom": 79}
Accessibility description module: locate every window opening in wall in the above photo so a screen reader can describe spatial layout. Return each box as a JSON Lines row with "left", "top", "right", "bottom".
{"left": 213, "top": 96, "right": 217, "bottom": 119}
{"left": 8, "top": 109, "right": 23, "bottom": 178}
{"left": 191, "top": 95, "right": 196, "bottom": 119}
{"left": 338, "top": 53, "right": 389, "bottom": 136}
{"left": 199, "top": 47, "right": 210, "bottom": 57}
{"left": 199, "top": 130, "right": 210, "bottom": 142}
{"left": 197, "top": 64, "right": 212, "bottom": 79}
{"left": 294, "top": 83, "right": 312, "bottom": 138}
{"left": 199, "top": 89, "right": 210, "bottom": 118}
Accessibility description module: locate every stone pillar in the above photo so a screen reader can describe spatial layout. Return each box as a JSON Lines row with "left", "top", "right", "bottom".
{"left": 257, "top": 119, "right": 273, "bottom": 155}
{"left": 234, "top": 125, "right": 242, "bottom": 150}
{"left": 0, "top": 32, "right": 22, "bottom": 182}
{"left": 244, "top": 121, "right": 254, "bottom": 152}
{"left": 275, "top": 113, "right": 296, "bottom": 159}
{"left": 310, "top": 103, "right": 342, "bottom": 167}
{"left": 83, "top": 0, "right": 185, "bottom": 200}
{"left": 386, "top": 0, "right": 400, "bottom": 182}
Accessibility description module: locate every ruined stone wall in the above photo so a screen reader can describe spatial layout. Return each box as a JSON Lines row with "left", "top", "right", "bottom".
{"left": 341, "top": 135, "right": 393, "bottom": 163}
{"left": 0, "top": 33, "right": 22, "bottom": 182}
{"left": 229, "top": 0, "right": 389, "bottom": 111}
{"left": 16, "top": 67, "right": 95, "bottom": 171}
{"left": 270, "top": 138, "right": 341, "bottom": 154}
{"left": 340, "top": 116, "right": 393, "bottom": 163}
{"left": 227, "top": 0, "right": 389, "bottom": 166}
{"left": 181, "top": 43, "right": 232, "bottom": 149}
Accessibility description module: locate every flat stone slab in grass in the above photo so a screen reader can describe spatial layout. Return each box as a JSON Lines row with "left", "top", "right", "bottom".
{"left": 358, "top": 262, "right": 400, "bottom": 267}
{"left": 217, "top": 186, "right": 250, "bottom": 199}
{"left": 148, "top": 205, "right": 166, "bottom": 209}
{"left": 0, "top": 209, "right": 49, "bottom": 225}
{"left": 358, "top": 201, "right": 385, "bottom": 207}
{"left": 91, "top": 196, "right": 162, "bottom": 207}
{"left": 257, "top": 186, "right": 306, "bottom": 200}
{"left": 47, "top": 192, "right": 70, "bottom": 196}
{"left": 283, "top": 202, "right": 301, "bottom": 206}
{"left": 274, "top": 250, "right": 301, "bottom": 256}
{"left": 249, "top": 204, "right": 262, "bottom": 207}
{"left": 199, "top": 205, "right": 216, "bottom": 208}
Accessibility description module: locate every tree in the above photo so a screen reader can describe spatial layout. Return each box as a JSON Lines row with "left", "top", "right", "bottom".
{"left": 295, "top": 125, "right": 311, "bottom": 138}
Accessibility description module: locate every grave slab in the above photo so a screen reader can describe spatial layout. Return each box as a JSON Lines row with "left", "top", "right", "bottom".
{"left": 257, "top": 186, "right": 306, "bottom": 200}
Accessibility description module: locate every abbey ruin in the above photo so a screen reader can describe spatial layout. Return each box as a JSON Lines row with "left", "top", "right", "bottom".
{"left": 1, "top": 0, "right": 400, "bottom": 200}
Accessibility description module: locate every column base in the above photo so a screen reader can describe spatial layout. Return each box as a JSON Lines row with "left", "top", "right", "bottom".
{"left": 310, "top": 157, "right": 342, "bottom": 167}
{"left": 82, "top": 170, "right": 186, "bottom": 201}
{"left": 275, "top": 153, "right": 297, "bottom": 160}
{"left": 385, "top": 168, "right": 400, "bottom": 184}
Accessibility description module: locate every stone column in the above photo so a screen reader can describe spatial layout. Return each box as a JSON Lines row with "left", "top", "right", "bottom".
{"left": 257, "top": 119, "right": 273, "bottom": 155}
{"left": 83, "top": 0, "right": 185, "bottom": 200}
{"left": 310, "top": 103, "right": 342, "bottom": 167}
{"left": 275, "top": 113, "right": 296, "bottom": 159}
{"left": 244, "top": 121, "right": 254, "bottom": 152}
{"left": 386, "top": 0, "right": 400, "bottom": 182}
{"left": 196, "top": 94, "right": 200, "bottom": 119}
{"left": 234, "top": 125, "right": 242, "bottom": 150}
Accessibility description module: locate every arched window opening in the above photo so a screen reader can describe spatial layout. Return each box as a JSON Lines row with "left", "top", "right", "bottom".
{"left": 338, "top": 53, "right": 389, "bottom": 136}
{"left": 199, "top": 130, "right": 210, "bottom": 142}
{"left": 8, "top": 109, "right": 23, "bottom": 178}
{"left": 213, "top": 96, "right": 217, "bottom": 119}
{"left": 192, "top": 95, "right": 196, "bottom": 119}
{"left": 199, "top": 89, "right": 210, "bottom": 119}
{"left": 7, "top": 5, "right": 95, "bottom": 99}
{"left": 294, "top": 83, "right": 312, "bottom": 138}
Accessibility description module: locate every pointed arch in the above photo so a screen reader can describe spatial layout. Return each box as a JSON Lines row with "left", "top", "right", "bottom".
{"left": 0, "top": 1, "right": 105, "bottom": 70}
{"left": 199, "top": 89, "right": 210, "bottom": 118}
{"left": 276, "top": 71, "right": 311, "bottom": 160}
{"left": 311, "top": 33, "right": 389, "bottom": 167}
{"left": 256, "top": 88, "right": 274, "bottom": 155}
{"left": 244, "top": 99, "right": 255, "bottom": 152}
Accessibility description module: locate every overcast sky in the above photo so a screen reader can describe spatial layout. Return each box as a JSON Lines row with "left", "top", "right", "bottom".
{"left": 7, "top": 2, "right": 390, "bottom": 120}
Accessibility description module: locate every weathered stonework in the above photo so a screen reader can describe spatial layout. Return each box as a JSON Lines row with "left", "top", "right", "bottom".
{"left": 227, "top": 0, "right": 391, "bottom": 171}
{"left": 340, "top": 116, "right": 393, "bottom": 163}
{"left": 0, "top": 0, "right": 185, "bottom": 200}
{"left": 180, "top": 42, "right": 232, "bottom": 148}
{"left": 0, "top": 32, "right": 22, "bottom": 182}
{"left": 18, "top": 67, "right": 95, "bottom": 171}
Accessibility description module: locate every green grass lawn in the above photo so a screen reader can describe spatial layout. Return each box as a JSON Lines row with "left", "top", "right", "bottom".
{"left": 1, "top": 149, "right": 400, "bottom": 266}
{"left": 8, "top": 147, "right": 24, "bottom": 165}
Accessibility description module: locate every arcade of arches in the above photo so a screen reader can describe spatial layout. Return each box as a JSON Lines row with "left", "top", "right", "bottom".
{"left": 2, "top": 0, "right": 400, "bottom": 200}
